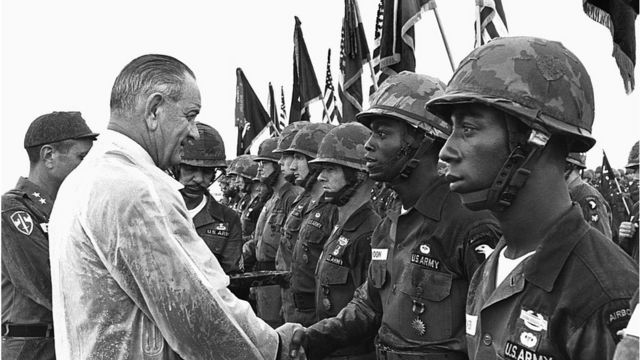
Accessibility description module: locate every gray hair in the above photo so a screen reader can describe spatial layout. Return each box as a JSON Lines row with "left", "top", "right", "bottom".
{"left": 110, "top": 54, "right": 195, "bottom": 114}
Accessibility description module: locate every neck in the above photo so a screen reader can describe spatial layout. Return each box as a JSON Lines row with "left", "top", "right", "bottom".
{"left": 109, "top": 114, "right": 158, "bottom": 167}
{"left": 495, "top": 163, "right": 572, "bottom": 258}
{"left": 273, "top": 174, "right": 286, "bottom": 193}
{"left": 310, "top": 181, "right": 324, "bottom": 200}
{"left": 28, "top": 166, "right": 59, "bottom": 201}
{"left": 338, "top": 179, "right": 373, "bottom": 226}
{"left": 184, "top": 193, "right": 205, "bottom": 210}
{"left": 390, "top": 159, "right": 438, "bottom": 209}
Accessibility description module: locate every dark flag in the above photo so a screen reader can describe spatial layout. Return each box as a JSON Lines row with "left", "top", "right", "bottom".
{"left": 601, "top": 150, "right": 631, "bottom": 218}
{"left": 280, "top": 86, "right": 287, "bottom": 124}
{"left": 268, "top": 82, "right": 283, "bottom": 135}
{"left": 289, "top": 16, "right": 322, "bottom": 124}
{"left": 339, "top": 0, "right": 370, "bottom": 122}
{"left": 583, "top": 0, "right": 638, "bottom": 93}
{"left": 371, "top": 0, "right": 436, "bottom": 89}
{"left": 235, "top": 68, "right": 269, "bottom": 155}
{"left": 324, "top": 49, "right": 343, "bottom": 124}
{"left": 474, "top": 0, "right": 508, "bottom": 47}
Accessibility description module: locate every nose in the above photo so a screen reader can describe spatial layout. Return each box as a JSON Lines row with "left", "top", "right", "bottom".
{"left": 439, "top": 136, "right": 460, "bottom": 164}
{"left": 188, "top": 121, "right": 200, "bottom": 141}
{"left": 289, "top": 159, "right": 297, "bottom": 171}
{"left": 193, "top": 169, "right": 204, "bottom": 183}
{"left": 278, "top": 156, "right": 285, "bottom": 166}
{"left": 364, "top": 134, "right": 375, "bottom": 152}
{"left": 317, "top": 169, "right": 328, "bottom": 182}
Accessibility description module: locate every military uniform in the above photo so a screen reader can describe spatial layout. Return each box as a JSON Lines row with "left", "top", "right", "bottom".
{"left": 315, "top": 202, "right": 380, "bottom": 359}
{"left": 466, "top": 205, "right": 638, "bottom": 360}
{"left": 2, "top": 178, "right": 55, "bottom": 359}
{"left": 193, "top": 192, "right": 243, "bottom": 274}
{"left": 304, "top": 177, "right": 500, "bottom": 359}
{"left": 240, "top": 193, "right": 265, "bottom": 242}
{"left": 290, "top": 198, "right": 338, "bottom": 326}
{"left": 568, "top": 175, "right": 613, "bottom": 239}
{"left": 278, "top": 191, "right": 312, "bottom": 322}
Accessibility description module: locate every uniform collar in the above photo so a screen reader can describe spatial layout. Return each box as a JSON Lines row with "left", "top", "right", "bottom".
{"left": 523, "top": 205, "right": 587, "bottom": 292}
{"left": 342, "top": 201, "right": 375, "bottom": 232}
{"left": 193, "top": 193, "right": 226, "bottom": 227}
{"left": 276, "top": 181, "right": 295, "bottom": 198}
{"left": 15, "top": 177, "right": 54, "bottom": 214}
{"left": 410, "top": 176, "right": 450, "bottom": 221}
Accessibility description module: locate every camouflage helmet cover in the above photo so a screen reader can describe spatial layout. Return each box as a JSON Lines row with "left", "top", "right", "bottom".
{"left": 285, "top": 123, "right": 335, "bottom": 159}
{"left": 274, "top": 121, "right": 310, "bottom": 153}
{"left": 426, "top": 36, "right": 595, "bottom": 152}
{"left": 356, "top": 71, "right": 450, "bottom": 140}
{"left": 181, "top": 122, "right": 226, "bottom": 168}
{"left": 254, "top": 137, "right": 280, "bottom": 162}
{"left": 227, "top": 154, "right": 258, "bottom": 179}
{"left": 309, "top": 122, "right": 371, "bottom": 171}
{"left": 626, "top": 141, "right": 639, "bottom": 169}
{"left": 566, "top": 152, "right": 586, "bottom": 169}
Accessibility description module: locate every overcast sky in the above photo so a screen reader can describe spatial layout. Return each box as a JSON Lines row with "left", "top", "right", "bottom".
{"left": 2, "top": 0, "right": 638, "bottom": 192}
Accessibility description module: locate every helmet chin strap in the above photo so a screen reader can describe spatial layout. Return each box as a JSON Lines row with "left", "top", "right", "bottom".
{"left": 459, "top": 128, "right": 550, "bottom": 212}
{"left": 387, "top": 132, "right": 436, "bottom": 183}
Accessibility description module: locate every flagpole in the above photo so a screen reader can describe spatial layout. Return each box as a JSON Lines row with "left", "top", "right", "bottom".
{"left": 433, "top": 8, "right": 455, "bottom": 72}
{"left": 475, "top": 1, "right": 482, "bottom": 48}
{"left": 352, "top": 0, "right": 377, "bottom": 91}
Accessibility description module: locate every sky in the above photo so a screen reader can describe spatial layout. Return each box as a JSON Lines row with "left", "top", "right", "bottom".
{"left": 2, "top": 0, "right": 638, "bottom": 192}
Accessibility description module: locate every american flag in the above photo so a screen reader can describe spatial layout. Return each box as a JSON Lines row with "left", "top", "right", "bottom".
{"left": 371, "top": 0, "right": 385, "bottom": 91}
{"left": 280, "top": 86, "right": 287, "bottom": 124}
{"left": 474, "top": 0, "right": 508, "bottom": 48}
{"left": 324, "top": 49, "right": 343, "bottom": 124}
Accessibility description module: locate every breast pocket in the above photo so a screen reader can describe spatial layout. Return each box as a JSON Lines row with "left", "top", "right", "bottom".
{"left": 268, "top": 211, "right": 286, "bottom": 233}
{"left": 319, "top": 262, "right": 350, "bottom": 286}
{"left": 398, "top": 266, "right": 453, "bottom": 340}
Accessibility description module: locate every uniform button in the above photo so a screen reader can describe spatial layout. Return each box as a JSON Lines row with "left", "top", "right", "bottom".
{"left": 482, "top": 333, "right": 492, "bottom": 346}
{"left": 392, "top": 284, "right": 397, "bottom": 294}
{"left": 415, "top": 286, "right": 423, "bottom": 296}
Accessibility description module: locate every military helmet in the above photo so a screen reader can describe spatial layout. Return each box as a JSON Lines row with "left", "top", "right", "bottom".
{"left": 286, "top": 123, "right": 335, "bottom": 159}
{"left": 427, "top": 36, "right": 595, "bottom": 152}
{"left": 274, "top": 121, "right": 310, "bottom": 153}
{"left": 566, "top": 152, "right": 586, "bottom": 169}
{"left": 309, "top": 122, "right": 371, "bottom": 171}
{"left": 254, "top": 137, "right": 280, "bottom": 162}
{"left": 356, "top": 71, "right": 450, "bottom": 140}
{"left": 181, "top": 122, "right": 226, "bottom": 168}
{"left": 626, "top": 141, "right": 639, "bottom": 169}
{"left": 227, "top": 154, "right": 258, "bottom": 179}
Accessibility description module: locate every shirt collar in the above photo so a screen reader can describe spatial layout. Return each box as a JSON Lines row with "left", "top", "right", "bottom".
{"left": 99, "top": 130, "right": 183, "bottom": 192}
{"left": 523, "top": 205, "right": 587, "bottom": 292}
{"left": 342, "top": 202, "right": 375, "bottom": 232}
{"left": 410, "top": 176, "right": 450, "bottom": 221}
{"left": 15, "top": 177, "right": 54, "bottom": 214}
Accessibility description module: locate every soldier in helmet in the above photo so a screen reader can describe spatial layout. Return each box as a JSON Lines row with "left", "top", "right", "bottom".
{"left": 619, "top": 141, "right": 639, "bottom": 261}
{"left": 273, "top": 122, "right": 312, "bottom": 323}
{"left": 565, "top": 152, "right": 613, "bottom": 238}
{"left": 227, "top": 155, "right": 266, "bottom": 242}
{"left": 2, "top": 111, "right": 98, "bottom": 360}
{"left": 307, "top": 122, "right": 381, "bottom": 359}
{"left": 289, "top": 71, "right": 501, "bottom": 360}
{"left": 285, "top": 122, "right": 338, "bottom": 326}
{"left": 175, "top": 122, "right": 243, "bottom": 275}
{"left": 243, "top": 137, "right": 302, "bottom": 327}
{"left": 426, "top": 36, "right": 638, "bottom": 359}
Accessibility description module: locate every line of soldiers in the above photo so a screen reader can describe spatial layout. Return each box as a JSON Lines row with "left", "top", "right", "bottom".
{"left": 2, "top": 36, "right": 638, "bottom": 360}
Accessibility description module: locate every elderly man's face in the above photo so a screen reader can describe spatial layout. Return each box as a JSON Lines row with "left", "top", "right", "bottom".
{"left": 155, "top": 76, "right": 201, "bottom": 169}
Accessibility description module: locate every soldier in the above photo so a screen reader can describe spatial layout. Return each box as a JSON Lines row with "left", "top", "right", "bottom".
{"left": 227, "top": 154, "right": 266, "bottom": 242}
{"left": 426, "top": 36, "right": 638, "bottom": 359}
{"left": 565, "top": 152, "right": 613, "bottom": 238}
{"left": 175, "top": 122, "right": 243, "bottom": 275}
{"left": 289, "top": 71, "right": 501, "bottom": 360}
{"left": 308, "top": 122, "right": 381, "bottom": 359}
{"left": 2, "top": 111, "right": 98, "bottom": 360}
{"left": 619, "top": 141, "right": 639, "bottom": 261}
{"left": 243, "top": 137, "right": 302, "bottom": 327}
{"left": 274, "top": 121, "right": 313, "bottom": 323}
{"left": 285, "top": 122, "right": 338, "bottom": 326}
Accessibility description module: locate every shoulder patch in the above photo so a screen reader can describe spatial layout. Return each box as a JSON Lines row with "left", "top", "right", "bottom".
{"left": 9, "top": 211, "right": 34, "bottom": 235}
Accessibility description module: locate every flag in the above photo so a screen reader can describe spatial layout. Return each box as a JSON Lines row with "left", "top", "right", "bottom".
{"left": 280, "top": 86, "right": 287, "bottom": 124}
{"left": 268, "top": 82, "right": 283, "bottom": 135}
{"left": 600, "top": 150, "right": 631, "bottom": 217}
{"left": 339, "top": 0, "right": 370, "bottom": 122}
{"left": 474, "top": 0, "right": 508, "bottom": 48}
{"left": 371, "top": 0, "right": 436, "bottom": 89}
{"left": 289, "top": 16, "right": 322, "bottom": 124}
{"left": 235, "top": 68, "right": 270, "bottom": 155}
{"left": 583, "top": 0, "right": 638, "bottom": 93}
{"left": 324, "top": 49, "right": 343, "bottom": 124}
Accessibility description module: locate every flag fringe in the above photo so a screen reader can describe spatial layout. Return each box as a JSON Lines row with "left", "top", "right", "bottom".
{"left": 583, "top": 2, "right": 614, "bottom": 37}
{"left": 613, "top": 43, "right": 636, "bottom": 94}
{"left": 401, "top": 1, "right": 436, "bottom": 50}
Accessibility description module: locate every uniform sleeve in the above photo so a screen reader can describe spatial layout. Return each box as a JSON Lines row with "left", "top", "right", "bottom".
{"left": 222, "top": 213, "right": 244, "bottom": 274}
{"left": 93, "top": 188, "right": 278, "bottom": 360}
{"left": 577, "top": 196, "right": 613, "bottom": 239}
{"left": 1, "top": 209, "right": 52, "bottom": 310}
{"left": 462, "top": 220, "right": 501, "bottom": 280}
{"left": 348, "top": 231, "right": 373, "bottom": 289}
{"left": 566, "top": 298, "right": 632, "bottom": 360}
{"left": 305, "top": 280, "right": 382, "bottom": 360}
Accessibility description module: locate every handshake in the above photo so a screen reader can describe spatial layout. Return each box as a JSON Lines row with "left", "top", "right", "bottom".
{"left": 275, "top": 323, "right": 308, "bottom": 360}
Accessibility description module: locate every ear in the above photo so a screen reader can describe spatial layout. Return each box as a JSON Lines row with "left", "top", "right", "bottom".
{"left": 40, "top": 145, "right": 55, "bottom": 169}
{"left": 144, "top": 92, "right": 165, "bottom": 131}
